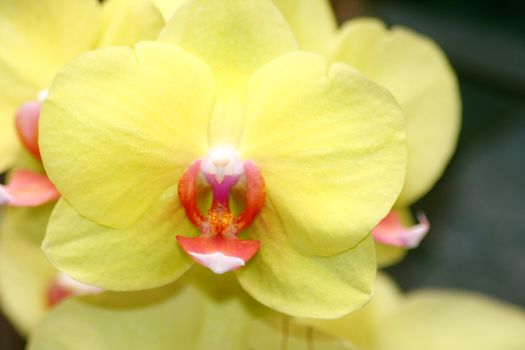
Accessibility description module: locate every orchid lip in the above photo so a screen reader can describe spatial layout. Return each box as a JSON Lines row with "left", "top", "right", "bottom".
{"left": 177, "top": 148, "right": 265, "bottom": 274}
{"left": 372, "top": 210, "right": 430, "bottom": 248}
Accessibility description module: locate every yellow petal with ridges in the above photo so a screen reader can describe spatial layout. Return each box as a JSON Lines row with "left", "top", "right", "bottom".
{"left": 272, "top": 0, "right": 336, "bottom": 53}
{"left": 240, "top": 52, "right": 407, "bottom": 256}
{"left": 160, "top": 0, "right": 297, "bottom": 88}
{"left": 329, "top": 18, "right": 461, "bottom": 206}
{"left": 43, "top": 190, "right": 197, "bottom": 291}
{"left": 40, "top": 42, "right": 214, "bottom": 228}
{"left": 97, "top": 0, "right": 164, "bottom": 48}
{"left": 236, "top": 200, "right": 376, "bottom": 319}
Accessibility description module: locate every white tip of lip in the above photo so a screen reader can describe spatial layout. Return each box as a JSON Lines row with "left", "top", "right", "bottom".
{"left": 0, "top": 186, "right": 14, "bottom": 205}
{"left": 189, "top": 251, "right": 245, "bottom": 274}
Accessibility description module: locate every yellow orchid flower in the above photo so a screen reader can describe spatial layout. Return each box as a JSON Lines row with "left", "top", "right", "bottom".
{"left": 39, "top": 0, "right": 407, "bottom": 318}
{"left": 308, "top": 273, "right": 525, "bottom": 350}
{"left": 26, "top": 270, "right": 353, "bottom": 350}
{"left": 0, "top": 0, "right": 164, "bottom": 173}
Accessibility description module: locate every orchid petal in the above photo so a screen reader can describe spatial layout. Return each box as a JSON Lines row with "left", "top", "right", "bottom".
{"left": 329, "top": 18, "right": 461, "bottom": 205}
{"left": 240, "top": 52, "right": 407, "bottom": 256}
{"left": 97, "top": 0, "right": 164, "bottom": 48}
{"left": 43, "top": 189, "right": 197, "bottom": 291}
{"left": 372, "top": 210, "right": 429, "bottom": 248}
{"left": 40, "top": 42, "right": 214, "bottom": 228}
{"left": 160, "top": 0, "right": 297, "bottom": 87}
{"left": 272, "top": 0, "right": 336, "bottom": 53}
{"left": 150, "top": 0, "right": 187, "bottom": 20}
{"left": 236, "top": 201, "right": 376, "bottom": 318}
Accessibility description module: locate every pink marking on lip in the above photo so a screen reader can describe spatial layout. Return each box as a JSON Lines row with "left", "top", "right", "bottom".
{"left": 372, "top": 210, "right": 429, "bottom": 248}
{"left": 0, "top": 170, "right": 60, "bottom": 207}
{"left": 15, "top": 101, "right": 41, "bottom": 160}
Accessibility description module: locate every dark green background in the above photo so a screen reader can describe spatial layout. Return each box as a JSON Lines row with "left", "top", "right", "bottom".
{"left": 2, "top": 0, "right": 524, "bottom": 348}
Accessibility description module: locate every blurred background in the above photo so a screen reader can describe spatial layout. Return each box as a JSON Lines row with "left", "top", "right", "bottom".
{"left": 2, "top": 0, "right": 524, "bottom": 348}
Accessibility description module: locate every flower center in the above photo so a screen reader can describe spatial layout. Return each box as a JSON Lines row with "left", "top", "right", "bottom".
{"left": 177, "top": 148, "right": 265, "bottom": 274}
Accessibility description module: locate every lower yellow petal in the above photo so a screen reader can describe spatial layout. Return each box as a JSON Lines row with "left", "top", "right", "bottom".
{"left": 236, "top": 201, "right": 376, "bottom": 319}
{"left": 43, "top": 188, "right": 197, "bottom": 291}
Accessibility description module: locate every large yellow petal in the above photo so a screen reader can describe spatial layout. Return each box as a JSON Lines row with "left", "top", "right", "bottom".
{"left": 0, "top": 228, "right": 56, "bottom": 336}
{"left": 272, "top": 0, "right": 337, "bottom": 53}
{"left": 329, "top": 18, "right": 460, "bottom": 206}
{"left": 236, "top": 200, "right": 376, "bottom": 319}
{"left": 43, "top": 189, "right": 198, "bottom": 291}
{"left": 160, "top": 0, "right": 297, "bottom": 88}
{"left": 97, "top": 0, "right": 164, "bottom": 48}
{"left": 28, "top": 271, "right": 350, "bottom": 349}
{"left": 376, "top": 290, "right": 525, "bottom": 350}
{"left": 40, "top": 42, "right": 214, "bottom": 228}
{"left": 240, "top": 52, "right": 407, "bottom": 256}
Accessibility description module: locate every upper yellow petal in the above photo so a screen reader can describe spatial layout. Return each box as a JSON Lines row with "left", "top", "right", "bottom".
{"left": 160, "top": 0, "right": 297, "bottom": 88}
{"left": 272, "top": 0, "right": 337, "bottom": 53}
{"left": 40, "top": 42, "right": 214, "bottom": 228}
{"left": 240, "top": 52, "right": 407, "bottom": 256}
{"left": 237, "top": 201, "right": 377, "bottom": 318}
{"left": 150, "top": 0, "right": 188, "bottom": 20}
{"left": 329, "top": 18, "right": 461, "bottom": 206}
{"left": 97, "top": 0, "right": 164, "bottom": 48}
{"left": 44, "top": 192, "right": 196, "bottom": 291}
